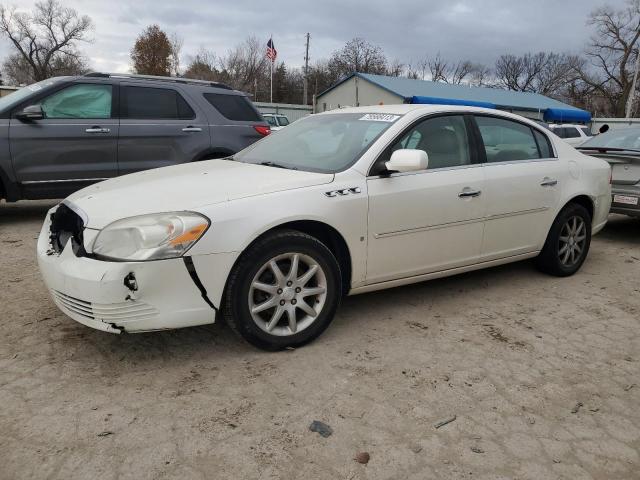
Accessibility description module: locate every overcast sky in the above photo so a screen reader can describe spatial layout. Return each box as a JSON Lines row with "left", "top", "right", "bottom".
{"left": 0, "top": 0, "right": 618, "bottom": 74}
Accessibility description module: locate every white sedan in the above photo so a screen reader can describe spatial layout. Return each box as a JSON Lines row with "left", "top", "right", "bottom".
{"left": 37, "top": 105, "right": 611, "bottom": 350}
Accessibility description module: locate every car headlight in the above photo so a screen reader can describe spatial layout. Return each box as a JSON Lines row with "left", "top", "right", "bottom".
{"left": 92, "top": 212, "right": 210, "bottom": 261}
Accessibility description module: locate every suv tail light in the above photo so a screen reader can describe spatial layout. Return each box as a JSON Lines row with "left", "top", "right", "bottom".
{"left": 254, "top": 125, "right": 271, "bottom": 136}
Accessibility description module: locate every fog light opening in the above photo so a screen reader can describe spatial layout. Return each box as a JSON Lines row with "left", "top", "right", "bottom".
{"left": 124, "top": 272, "right": 138, "bottom": 292}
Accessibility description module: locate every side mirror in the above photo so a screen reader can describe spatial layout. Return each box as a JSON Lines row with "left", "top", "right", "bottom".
{"left": 385, "top": 149, "right": 429, "bottom": 174}
{"left": 16, "top": 104, "right": 44, "bottom": 121}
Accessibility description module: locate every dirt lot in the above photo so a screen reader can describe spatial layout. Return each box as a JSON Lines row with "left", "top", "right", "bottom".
{"left": 1, "top": 200, "right": 639, "bottom": 480}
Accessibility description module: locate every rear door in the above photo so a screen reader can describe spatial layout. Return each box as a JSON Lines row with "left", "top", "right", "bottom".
{"left": 117, "top": 83, "right": 209, "bottom": 175}
{"left": 474, "top": 115, "right": 563, "bottom": 260}
{"left": 202, "top": 92, "right": 266, "bottom": 152}
{"left": 9, "top": 81, "right": 118, "bottom": 198}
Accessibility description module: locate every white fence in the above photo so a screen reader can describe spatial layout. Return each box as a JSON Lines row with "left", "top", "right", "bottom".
{"left": 254, "top": 102, "right": 312, "bottom": 122}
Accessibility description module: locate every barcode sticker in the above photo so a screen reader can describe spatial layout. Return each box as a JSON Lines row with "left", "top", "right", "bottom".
{"left": 359, "top": 113, "right": 400, "bottom": 122}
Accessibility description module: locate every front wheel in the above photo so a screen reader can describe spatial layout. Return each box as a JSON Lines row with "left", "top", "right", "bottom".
{"left": 535, "top": 203, "right": 592, "bottom": 277}
{"left": 223, "top": 230, "right": 342, "bottom": 350}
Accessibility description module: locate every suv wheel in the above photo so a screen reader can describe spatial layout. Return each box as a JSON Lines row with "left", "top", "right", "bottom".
{"left": 535, "top": 203, "right": 592, "bottom": 277}
{"left": 223, "top": 230, "right": 341, "bottom": 350}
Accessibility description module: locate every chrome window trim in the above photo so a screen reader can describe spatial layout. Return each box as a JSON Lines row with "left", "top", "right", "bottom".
{"left": 366, "top": 162, "right": 482, "bottom": 180}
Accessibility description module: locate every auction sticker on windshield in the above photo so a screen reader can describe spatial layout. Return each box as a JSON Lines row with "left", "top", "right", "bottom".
{"left": 613, "top": 194, "right": 638, "bottom": 205}
{"left": 359, "top": 113, "right": 400, "bottom": 122}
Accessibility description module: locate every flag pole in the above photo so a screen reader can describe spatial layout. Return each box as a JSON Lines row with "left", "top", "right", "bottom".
{"left": 270, "top": 35, "right": 273, "bottom": 103}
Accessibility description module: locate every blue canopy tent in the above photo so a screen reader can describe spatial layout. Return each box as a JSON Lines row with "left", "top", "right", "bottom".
{"left": 543, "top": 108, "right": 592, "bottom": 123}
{"left": 409, "top": 95, "right": 496, "bottom": 109}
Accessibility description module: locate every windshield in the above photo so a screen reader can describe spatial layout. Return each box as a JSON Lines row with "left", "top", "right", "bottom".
{"left": 0, "top": 77, "right": 67, "bottom": 113}
{"left": 581, "top": 127, "right": 640, "bottom": 150}
{"left": 234, "top": 112, "right": 400, "bottom": 173}
{"left": 277, "top": 116, "right": 290, "bottom": 126}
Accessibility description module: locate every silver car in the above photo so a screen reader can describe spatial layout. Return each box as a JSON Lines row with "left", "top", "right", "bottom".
{"left": 579, "top": 127, "right": 640, "bottom": 217}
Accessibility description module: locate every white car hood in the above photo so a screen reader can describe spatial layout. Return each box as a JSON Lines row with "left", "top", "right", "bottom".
{"left": 66, "top": 159, "right": 334, "bottom": 228}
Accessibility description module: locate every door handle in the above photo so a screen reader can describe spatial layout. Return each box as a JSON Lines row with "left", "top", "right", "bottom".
{"left": 85, "top": 127, "right": 110, "bottom": 133}
{"left": 540, "top": 177, "right": 558, "bottom": 187}
{"left": 458, "top": 188, "right": 482, "bottom": 198}
{"left": 182, "top": 126, "right": 202, "bottom": 132}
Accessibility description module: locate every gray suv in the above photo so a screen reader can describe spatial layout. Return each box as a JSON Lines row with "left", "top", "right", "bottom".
{"left": 0, "top": 73, "right": 270, "bottom": 201}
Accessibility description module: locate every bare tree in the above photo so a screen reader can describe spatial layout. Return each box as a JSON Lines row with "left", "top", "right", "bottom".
{"left": 327, "top": 38, "right": 388, "bottom": 80}
{"left": 574, "top": 0, "right": 640, "bottom": 116}
{"left": 427, "top": 53, "right": 485, "bottom": 85}
{"left": 0, "top": 0, "right": 92, "bottom": 83}
{"left": 184, "top": 49, "right": 219, "bottom": 81}
{"left": 169, "top": 32, "right": 183, "bottom": 77}
{"left": 218, "top": 36, "right": 269, "bottom": 93}
{"left": 495, "top": 52, "right": 578, "bottom": 97}
{"left": 387, "top": 59, "right": 405, "bottom": 77}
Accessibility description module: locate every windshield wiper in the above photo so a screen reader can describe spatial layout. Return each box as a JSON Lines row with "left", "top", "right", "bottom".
{"left": 258, "top": 161, "right": 298, "bottom": 170}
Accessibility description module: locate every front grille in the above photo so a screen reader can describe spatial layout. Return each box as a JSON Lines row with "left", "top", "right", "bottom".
{"left": 49, "top": 203, "right": 86, "bottom": 256}
{"left": 52, "top": 291, "right": 158, "bottom": 323}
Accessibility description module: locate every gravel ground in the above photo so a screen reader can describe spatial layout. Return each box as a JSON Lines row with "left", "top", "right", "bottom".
{"left": 1, "top": 200, "right": 639, "bottom": 480}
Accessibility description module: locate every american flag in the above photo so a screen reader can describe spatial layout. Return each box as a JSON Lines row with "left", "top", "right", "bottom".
{"left": 266, "top": 38, "right": 277, "bottom": 62}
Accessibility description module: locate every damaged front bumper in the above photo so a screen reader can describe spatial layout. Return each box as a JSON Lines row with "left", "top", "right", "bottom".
{"left": 37, "top": 207, "right": 234, "bottom": 334}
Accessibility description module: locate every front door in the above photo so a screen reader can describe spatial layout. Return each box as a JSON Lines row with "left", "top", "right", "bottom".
{"left": 366, "top": 114, "right": 486, "bottom": 284}
{"left": 473, "top": 115, "right": 563, "bottom": 260}
{"left": 117, "top": 84, "right": 209, "bottom": 175}
{"left": 9, "top": 82, "right": 118, "bottom": 199}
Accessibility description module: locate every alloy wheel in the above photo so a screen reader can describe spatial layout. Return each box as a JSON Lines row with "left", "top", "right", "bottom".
{"left": 558, "top": 215, "right": 587, "bottom": 267}
{"left": 249, "top": 253, "right": 328, "bottom": 336}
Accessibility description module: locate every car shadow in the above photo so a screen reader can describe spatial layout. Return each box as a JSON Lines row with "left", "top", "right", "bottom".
{"left": 598, "top": 214, "right": 640, "bottom": 244}
{"left": 0, "top": 200, "right": 58, "bottom": 225}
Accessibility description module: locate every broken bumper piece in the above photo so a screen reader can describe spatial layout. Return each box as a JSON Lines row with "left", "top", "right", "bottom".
{"left": 37, "top": 216, "right": 220, "bottom": 334}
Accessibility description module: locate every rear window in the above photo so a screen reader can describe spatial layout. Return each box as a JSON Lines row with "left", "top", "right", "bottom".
{"left": 122, "top": 86, "right": 195, "bottom": 119}
{"left": 203, "top": 93, "right": 261, "bottom": 121}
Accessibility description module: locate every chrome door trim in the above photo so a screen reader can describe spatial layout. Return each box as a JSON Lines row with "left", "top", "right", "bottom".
{"left": 21, "top": 178, "right": 109, "bottom": 184}
{"left": 374, "top": 206, "right": 549, "bottom": 239}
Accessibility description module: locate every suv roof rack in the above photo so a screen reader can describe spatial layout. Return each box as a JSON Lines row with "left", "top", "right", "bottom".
{"left": 84, "top": 72, "right": 233, "bottom": 90}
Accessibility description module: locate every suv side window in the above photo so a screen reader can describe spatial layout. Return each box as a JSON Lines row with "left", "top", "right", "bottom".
{"left": 203, "top": 93, "right": 261, "bottom": 121}
{"left": 475, "top": 116, "right": 540, "bottom": 162}
{"left": 563, "top": 127, "right": 581, "bottom": 139}
{"left": 379, "top": 115, "right": 471, "bottom": 170}
{"left": 39, "top": 84, "right": 112, "bottom": 119}
{"left": 121, "top": 86, "right": 195, "bottom": 119}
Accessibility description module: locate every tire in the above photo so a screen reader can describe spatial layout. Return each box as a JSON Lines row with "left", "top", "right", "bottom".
{"left": 535, "top": 202, "right": 592, "bottom": 277}
{"left": 223, "top": 229, "right": 342, "bottom": 350}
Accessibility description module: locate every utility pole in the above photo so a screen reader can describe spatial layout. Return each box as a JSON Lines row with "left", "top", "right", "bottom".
{"left": 303, "top": 33, "right": 310, "bottom": 106}
{"left": 625, "top": 47, "right": 640, "bottom": 120}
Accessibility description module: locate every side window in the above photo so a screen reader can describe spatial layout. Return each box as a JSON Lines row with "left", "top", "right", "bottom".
{"left": 278, "top": 116, "right": 290, "bottom": 126}
{"left": 122, "top": 86, "right": 195, "bottom": 119}
{"left": 40, "top": 84, "right": 112, "bottom": 119}
{"left": 533, "top": 129, "right": 553, "bottom": 158}
{"left": 564, "top": 127, "right": 581, "bottom": 139}
{"left": 203, "top": 93, "right": 261, "bottom": 121}
{"left": 381, "top": 115, "right": 471, "bottom": 170}
{"left": 475, "top": 116, "right": 540, "bottom": 162}
{"left": 265, "top": 116, "right": 277, "bottom": 126}
{"left": 580, "top": 127, "right": 594, "bottom": 137}
{"left": 553, "top": 127, "right": 566, "bottom": 138}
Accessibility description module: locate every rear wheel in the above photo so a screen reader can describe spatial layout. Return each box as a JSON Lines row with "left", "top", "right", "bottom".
{"left": 223, "top": 230, "right": 341, "bottom": 350}
{"left": 535, "top": 203, "right": 592, "bottom": 277}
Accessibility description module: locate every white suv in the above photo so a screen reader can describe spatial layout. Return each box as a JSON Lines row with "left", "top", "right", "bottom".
{"left": 263, "top": 113, "right": 290, "bottom": 131}
{"left": 548, "top": 124, "right": 593, "bottom": 146}
{"left": 37, "top": 105, "right": 611, "bottom": 350}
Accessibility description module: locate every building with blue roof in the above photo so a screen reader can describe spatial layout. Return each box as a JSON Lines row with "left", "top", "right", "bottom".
{"left": 315, "top": 72, "right": 591, "bottom": 123}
